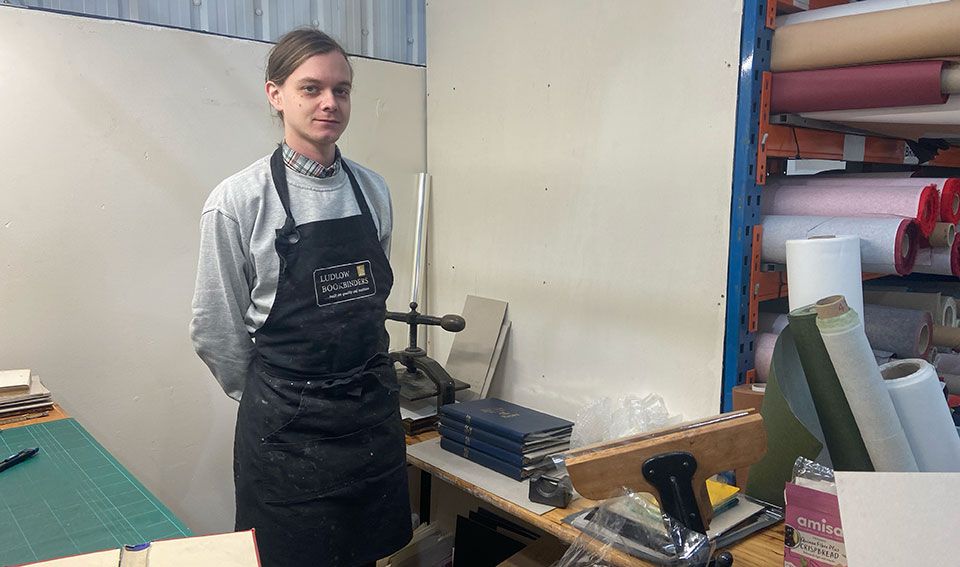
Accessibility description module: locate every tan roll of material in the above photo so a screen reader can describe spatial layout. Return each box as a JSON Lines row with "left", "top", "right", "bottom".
{"left": 929, "top": 222, "right": 957, "bottom": 247}
{"left": 932, "top": 324, "right": 960, "bottom": 348}
{"left": 771, "top": 2, "right": 960, "bottom": 72}
{"left": 862, "top": 289, "right": 942, "bottom": 323}
{"left": 944, "top": 64, "right": 960, "bottom": 94}
{"left": 732, "top": 383, "right": 766, "bottom": 412}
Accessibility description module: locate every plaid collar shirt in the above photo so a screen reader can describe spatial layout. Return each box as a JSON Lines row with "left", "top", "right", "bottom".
{"left": 281, "top": 142, "right": 342, "bottom": 178}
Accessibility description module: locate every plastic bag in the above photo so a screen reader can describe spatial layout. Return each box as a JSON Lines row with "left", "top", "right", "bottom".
{"left": 570, "top": 394, "right": 682, "bottom": 450}
{"left": 790, "top": 456, "right": 837, "bottom": 494}
{"left": 552, "top": 488, "right": 714, "bottom": 566}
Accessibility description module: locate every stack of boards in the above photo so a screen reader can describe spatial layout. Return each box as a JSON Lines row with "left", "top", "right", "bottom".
{"left": 0, "top": 368, "right": 54, "bottom": 419}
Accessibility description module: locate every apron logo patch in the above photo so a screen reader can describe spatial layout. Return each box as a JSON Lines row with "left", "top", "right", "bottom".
{"left": 314, "top": 260, "right": 377, "bottom": 307}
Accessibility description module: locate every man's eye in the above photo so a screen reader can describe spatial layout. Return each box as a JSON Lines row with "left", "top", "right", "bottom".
{"left": 336, "top": 88, "right": 350, "bottom": 96}
{"left": 303, "top": 86, "right": 316, "bottom": 93}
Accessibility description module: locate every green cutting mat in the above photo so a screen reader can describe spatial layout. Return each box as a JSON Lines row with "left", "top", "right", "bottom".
{"left": 0, "top": 419, "right": 192, "bottom": 566}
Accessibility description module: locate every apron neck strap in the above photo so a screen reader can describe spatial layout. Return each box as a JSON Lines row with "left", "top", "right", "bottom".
{"left": 269, "top": 147, "right": 377, "bottom": 237}
{"left": 269, "top": 147, "right": 297, "bottom": 237}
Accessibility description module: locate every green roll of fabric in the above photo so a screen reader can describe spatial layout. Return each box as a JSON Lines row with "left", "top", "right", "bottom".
{"left": 746, "top": 326, "right": 824, "bottom": 507}
{"left": 789, "top": 305, "right": 874, "bottom": 472}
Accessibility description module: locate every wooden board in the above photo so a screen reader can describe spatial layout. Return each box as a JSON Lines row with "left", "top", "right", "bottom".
{"left": 564, "top": 412, "right": 767, "bottom": 526}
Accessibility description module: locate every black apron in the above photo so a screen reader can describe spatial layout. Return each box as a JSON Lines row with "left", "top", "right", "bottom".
{"left": 234, "top": 149, "right": 412, "bottom": 567}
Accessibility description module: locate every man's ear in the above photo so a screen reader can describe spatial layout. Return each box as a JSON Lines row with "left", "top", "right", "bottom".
{"left": 265, "top": 81, "right": 283, "bottom": 112}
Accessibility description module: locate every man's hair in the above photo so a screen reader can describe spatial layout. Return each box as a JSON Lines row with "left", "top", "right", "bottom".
{"left": 265, "top": 28, "right": 352, "bottom": 120}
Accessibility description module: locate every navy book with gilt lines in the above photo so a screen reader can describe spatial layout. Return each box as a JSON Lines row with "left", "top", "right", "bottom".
{"left": 438, "top": 398, "right": 574, "bottom": 444}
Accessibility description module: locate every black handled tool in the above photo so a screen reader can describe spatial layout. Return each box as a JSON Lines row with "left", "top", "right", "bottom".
{"left": 0, "top": 446, "right": 40, "bottom": 473}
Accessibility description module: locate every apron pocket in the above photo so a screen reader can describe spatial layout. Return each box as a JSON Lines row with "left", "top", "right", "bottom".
{"left": 258, "top": 413, "right": 406, "bottom": 504}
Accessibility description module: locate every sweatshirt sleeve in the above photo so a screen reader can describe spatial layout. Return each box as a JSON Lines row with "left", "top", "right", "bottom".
{"left": 190, "top": 208, "right": 255, "bottom": 401}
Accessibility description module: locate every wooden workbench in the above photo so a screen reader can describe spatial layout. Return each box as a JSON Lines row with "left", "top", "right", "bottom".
{"left": 406, "top": 432, "right": 785, "bottom": 567}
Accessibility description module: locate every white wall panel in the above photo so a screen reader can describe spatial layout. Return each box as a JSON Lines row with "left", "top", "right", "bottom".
{"left": 425, "top": 1, "right": 743, "bottom": 421}
{"left": 0, "top": 7, "right": 425, "bottom": 533}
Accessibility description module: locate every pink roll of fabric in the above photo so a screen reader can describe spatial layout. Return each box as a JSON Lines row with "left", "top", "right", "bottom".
{"left": 820, "top": 174, "right": 960, "bottom": 224}
{"left": 762, "top": 178, "right": 939, "bottom": 237}
{"left": 913, "top": 235, "right": 960, "bottom": 277}
{"left": 770, "top": 61, "right": 949, "bottom": 114}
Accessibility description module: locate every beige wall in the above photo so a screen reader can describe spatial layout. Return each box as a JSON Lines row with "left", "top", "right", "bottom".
{"left": 0, "top": 8, "right": 426, "bottom": 533}
{"left": 424, "top": 1, "right": 743, "bottom": 421}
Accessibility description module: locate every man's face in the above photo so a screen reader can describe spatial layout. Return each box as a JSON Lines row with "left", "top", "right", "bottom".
{"left": 266, "top": 52, "right": 352, "bottom": 158}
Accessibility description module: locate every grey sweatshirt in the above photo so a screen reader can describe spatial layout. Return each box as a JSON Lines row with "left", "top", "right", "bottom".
{"left": 190, "top": 154, "right": 392, "bottom": 400}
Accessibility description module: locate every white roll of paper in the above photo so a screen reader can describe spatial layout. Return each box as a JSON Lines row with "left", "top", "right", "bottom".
{"left": 787, "top": 235, "right": 864, "bottom": 317}
{"left": 881, "top": 359, "right": 960, "bottom": 471}
{"left": 816, "top": 296, "right": 918, "bottom": 472}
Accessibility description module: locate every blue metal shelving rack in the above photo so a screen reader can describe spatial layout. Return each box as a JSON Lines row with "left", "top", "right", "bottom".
{"left": 722, "top": 0, "right": 773, "bottom": 412}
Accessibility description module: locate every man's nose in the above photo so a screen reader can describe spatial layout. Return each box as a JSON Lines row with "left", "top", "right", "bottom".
{"left": 319, "top": 90, "right": 337, "bottom": 111}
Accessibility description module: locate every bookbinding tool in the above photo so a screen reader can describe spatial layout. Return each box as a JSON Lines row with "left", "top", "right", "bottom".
{"left": 565, "top": 410, "right": 767, "bottom": 566}
{"left": 388, "top": 173, "right": 469, "bottom": 414}
{"left": 387, "top": 302, "right": 467, "bottom": 411}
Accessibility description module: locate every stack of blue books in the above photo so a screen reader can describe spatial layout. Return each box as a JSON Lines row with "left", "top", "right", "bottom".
{"left": 438, "top": 398, "right": 574, "bottom": 481}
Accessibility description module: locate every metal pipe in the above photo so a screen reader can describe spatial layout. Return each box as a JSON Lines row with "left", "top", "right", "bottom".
{"left": 410, "top": 172, "right": 430, "bottom": 305}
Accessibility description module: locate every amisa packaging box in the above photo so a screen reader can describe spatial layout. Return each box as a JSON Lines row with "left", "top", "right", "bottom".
{"left": 783, "top": 482, "right": 846, "bottom": 567}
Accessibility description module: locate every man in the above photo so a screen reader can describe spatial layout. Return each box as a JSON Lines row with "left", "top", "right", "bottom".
{"left": 190, "top": 28, "right": 412, "bottom": 567}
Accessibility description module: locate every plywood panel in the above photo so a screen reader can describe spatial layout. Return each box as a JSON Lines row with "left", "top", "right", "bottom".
{"left": 0, "top": 8, "right": 425, "bottom": 533}
{"left": 425, "top": 1, "right": 743, "bottom": 420}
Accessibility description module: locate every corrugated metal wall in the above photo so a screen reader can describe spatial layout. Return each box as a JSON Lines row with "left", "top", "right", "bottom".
{"left": 13, "top": 0, "right": 425, "bottom": 64}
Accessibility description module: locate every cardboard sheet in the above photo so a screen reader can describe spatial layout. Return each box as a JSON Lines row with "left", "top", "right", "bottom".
{"left": 835, "top": 472, "right": 960, "bottom": 567}
{"left": 406, "top": 437, "right": 554, "bottom": 515}
{"left": 21, "top": 531, "right": 260, "bottom": 566}
{"left": 445, "top": 296, "right": 508, "bottom": 402}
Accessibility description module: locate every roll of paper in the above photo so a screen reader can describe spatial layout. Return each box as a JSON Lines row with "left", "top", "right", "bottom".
{"left": 770, "top": 61, "right": 949, "bottom": 114}
{"left": 789, "top": 305, "right": 874, "bottom": 471}
{"left": 761, "top": 215, "right": 917, "bottom": 275}
{"left": 782, "top": 174, "right": 959, "bottom": 224}
{"left": 932, "top": 325, "right": 960, "bottom": 349}
{"left": 881, "top": 359, "right": 960, "bottom": 471}
{"left": 815, "top": 296, "right": 918, "bottom": 472}
{"left": 786, "top": 235, "right": 864, "bottom": 318}
{"left": 771, "top": 1, "right": 960, "bottom": 72}
{"left": 763, "top": 179, "right": 939, "bottom": 236}
{"left": 800, "top": 95, "right": 960, "bottom": 127}
{"left": 755, "top": 332, "right": 778, "bottom": 383}
{"left": 758, "top": 312, "right": 789, "bottom": 335}
{"left": 934, "top": 351, "right": 960, "bottom": 375}
{"left": 927, "top": 222, "right": 956, "bottom": 247}
{"left": 776, "top": 0, "right": 950, "bottom": 27}
{"left": 942, "top": 296, "right": 958, "bottom": 328}
{"left": 912, "top": 236, "right": 960, "bottom": 276}
{"left": 862, "top": 289, "right": 943, "bottom": 324}
{"left": 863, "top": 303, "right": 932, "bottom": 359}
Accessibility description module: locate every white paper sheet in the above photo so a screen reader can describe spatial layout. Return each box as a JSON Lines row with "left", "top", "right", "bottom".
{"left": 835, "top": 472, "right": 960, "bottom": 567}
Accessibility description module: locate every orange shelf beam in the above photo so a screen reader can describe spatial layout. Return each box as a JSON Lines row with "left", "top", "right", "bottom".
{"left": 757, "top": 271, "right": 889, "bottom": 303}
{"left": 762, "top": 124, "right": 907, "bottom": 164}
